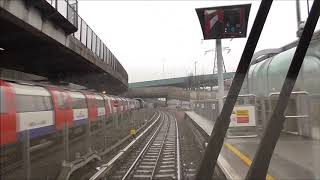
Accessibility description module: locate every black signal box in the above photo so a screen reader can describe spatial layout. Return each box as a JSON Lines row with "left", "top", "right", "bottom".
{"left": 196, "top": 4, "right": 251, "bottom": 40}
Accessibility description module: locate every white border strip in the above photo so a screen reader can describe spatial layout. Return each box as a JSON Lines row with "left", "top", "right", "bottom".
{"left": 175, "top": 117, "right": 181, "bottom": 180}
{"left": 217, "top": 154, "right": 241, "bottom": 180}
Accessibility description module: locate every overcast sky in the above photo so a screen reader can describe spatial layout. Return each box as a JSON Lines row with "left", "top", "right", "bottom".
{"left": 78, "top": 1, "right": 318, "bottom": 83}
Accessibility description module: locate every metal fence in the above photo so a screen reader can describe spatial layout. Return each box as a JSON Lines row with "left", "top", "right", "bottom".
{"left": 45, "top": 0, "right": 78, "bottom": 27}
{"left": 45, "top": 0, "right": 128, "bottom": 82}
{"left": 2, "top": 108, "right": 155, "bottom": 179}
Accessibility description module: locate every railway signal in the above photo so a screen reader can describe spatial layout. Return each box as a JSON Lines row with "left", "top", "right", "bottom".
{"left": 196, "top": 4, "right": 251, "bottom": 40}
{"left": 196, "top": 4, "right": 251, "bottom": 113}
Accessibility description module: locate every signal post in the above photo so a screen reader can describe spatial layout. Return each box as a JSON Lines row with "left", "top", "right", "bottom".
{"left": 196, "top": 4, "right": 251, "bottom": 113}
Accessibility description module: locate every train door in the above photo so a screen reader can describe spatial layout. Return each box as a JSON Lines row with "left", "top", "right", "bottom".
{"left": 46, "top": 87, "right": 73, "bottom": 130}
{"left": 69, "top": 91, "right": 88, "bottom": 127}
{"left": 119, "top": 98, "right": 125, "bottom": 126}
{"left": 103, "top": 95, "right": 111, "bottom": 121}
{"left": 95, "top": 94, "right": 106, "bottom": 128}
{"left": 0, "top": 80, "right": 17, "bottom": 146}
{"left": 111, "top": 97, "right": 120, "bottom": 128}
{"left": 118, "top": 98, "right": 124, "bottom": 114}
{"left": 111, "top": 97, "right": 118, "bottom": 114}
{"left": 122, "top": 98, "right": 127, "bottom": 113}
{"left": 83, "top": 93, "right": 98, "bottom": 130}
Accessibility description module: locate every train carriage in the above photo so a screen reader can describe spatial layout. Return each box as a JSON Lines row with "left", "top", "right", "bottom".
{"left": 46, "top": 87, "right": 73, "bottom": 130}
{"left": 11, "top": 83, "right": 55, "bottom": 141}
{"left": 82, "top": 92, "right": 98, "bottom": 127}
{"left": 0, "top": 79, "right": 142, "bottom": 150}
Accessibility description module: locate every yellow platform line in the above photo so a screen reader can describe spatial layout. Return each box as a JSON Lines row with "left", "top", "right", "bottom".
{"left": 224, "top": 143, "right": 275, "bottom": 180}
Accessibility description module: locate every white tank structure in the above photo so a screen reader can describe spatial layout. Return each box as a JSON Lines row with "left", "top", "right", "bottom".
{"left": 246, "top": 38, "right": 320, "bottom": 139}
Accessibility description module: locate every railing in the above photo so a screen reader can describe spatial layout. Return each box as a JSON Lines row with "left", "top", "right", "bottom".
{"left": 45, "top": 0, "right": 128, "bottom": 82}
{"left": 45, "top": 0, "right": 78, "bottom": 27}
{"left": 73, "top": 15, "right": 128, "bottom": 82}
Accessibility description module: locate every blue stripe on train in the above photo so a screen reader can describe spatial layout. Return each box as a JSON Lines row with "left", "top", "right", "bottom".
{"left": 18, "top": 125, "right": 56, "bottom": 141}
{"left": 74, "top": 118, "right": 88, "bottom": 126}
{"left": 17, "top": 119, "right": 90, "bottom": 141}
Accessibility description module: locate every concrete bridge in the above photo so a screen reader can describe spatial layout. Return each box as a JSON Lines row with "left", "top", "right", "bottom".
{"left": 0, "top": 0, "right": 127, "bottom": 94}
{"left": 129, "top": 72, "right": 235, "bottom": 89}
{"left": 123, "top": 86, "right": 191, "bottom": 101}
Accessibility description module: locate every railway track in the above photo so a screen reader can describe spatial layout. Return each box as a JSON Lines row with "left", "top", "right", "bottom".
{"left": 99, "top": 112, "right": 181, "bottom": 180}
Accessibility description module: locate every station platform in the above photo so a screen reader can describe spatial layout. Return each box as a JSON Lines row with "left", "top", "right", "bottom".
{"left": 185, "top": 111, "right": 320, "bottom": 180}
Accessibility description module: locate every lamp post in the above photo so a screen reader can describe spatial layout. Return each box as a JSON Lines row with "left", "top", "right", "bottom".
{"left": 161, "top": 58, "right": 166, "bottom": 79}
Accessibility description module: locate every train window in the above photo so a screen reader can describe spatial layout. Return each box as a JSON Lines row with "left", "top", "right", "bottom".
{"left": 97, "top": 99, "right": 105, "bottom": 107}
{"left": 16, "top": 95, "right": 53, "bottom": 112}
{"left": 0, "top": 87, "right": 5, "bottom": 113}
{"left": 72, "top": 98, "right": 87, "bottom": 109}
{"left": 57, "top": 94, "right": 69, "bottom": 110}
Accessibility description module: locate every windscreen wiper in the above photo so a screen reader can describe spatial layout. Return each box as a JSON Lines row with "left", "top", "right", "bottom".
{"left": 195, "top": 0, "right": 274, "bottom": 179}
{"left": 246, "top": 1, "right": 320, "bottom": 179}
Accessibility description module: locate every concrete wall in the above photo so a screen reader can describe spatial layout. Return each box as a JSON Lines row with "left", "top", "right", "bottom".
{"left": 0, "top": 68, "right": 46, "bottom": 81}
{"left": 0, "top": 0, "right": 68, "bottom": 45}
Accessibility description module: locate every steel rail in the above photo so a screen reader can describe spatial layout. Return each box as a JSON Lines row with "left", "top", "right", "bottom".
{"left": 150, "top": 113, "right": 171, "bottom": 179}
{"left": 121, "top": 113, "right": 167, "bottom": 180}
{"left": 174, "top": 115, "right": 181, "bottom": 180}
{"left": 89, "top": 112, "right": 162, "bottom": 180}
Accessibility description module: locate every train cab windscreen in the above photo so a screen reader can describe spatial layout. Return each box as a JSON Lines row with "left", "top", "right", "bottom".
{"left": 0, "top": 1, "right": 319, "bottom": 180}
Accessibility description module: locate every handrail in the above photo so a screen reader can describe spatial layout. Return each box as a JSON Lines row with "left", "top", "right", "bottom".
{"left": 45, "top": 0, "right": 78, "bottom": 27}
{"left": 268, "top": 91, "right": 309, "bottom": 97}
{"left": 223, "top": 94, "right": 256, "bottom": 100}
{"left": 268, "top": 91, "right": 310, "bottom": 122}
{"left": 285, "top": 115, "right": 309, "bottom": 118}
{"left": 45, "top": 0, "right": 128, "bottom": 82}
